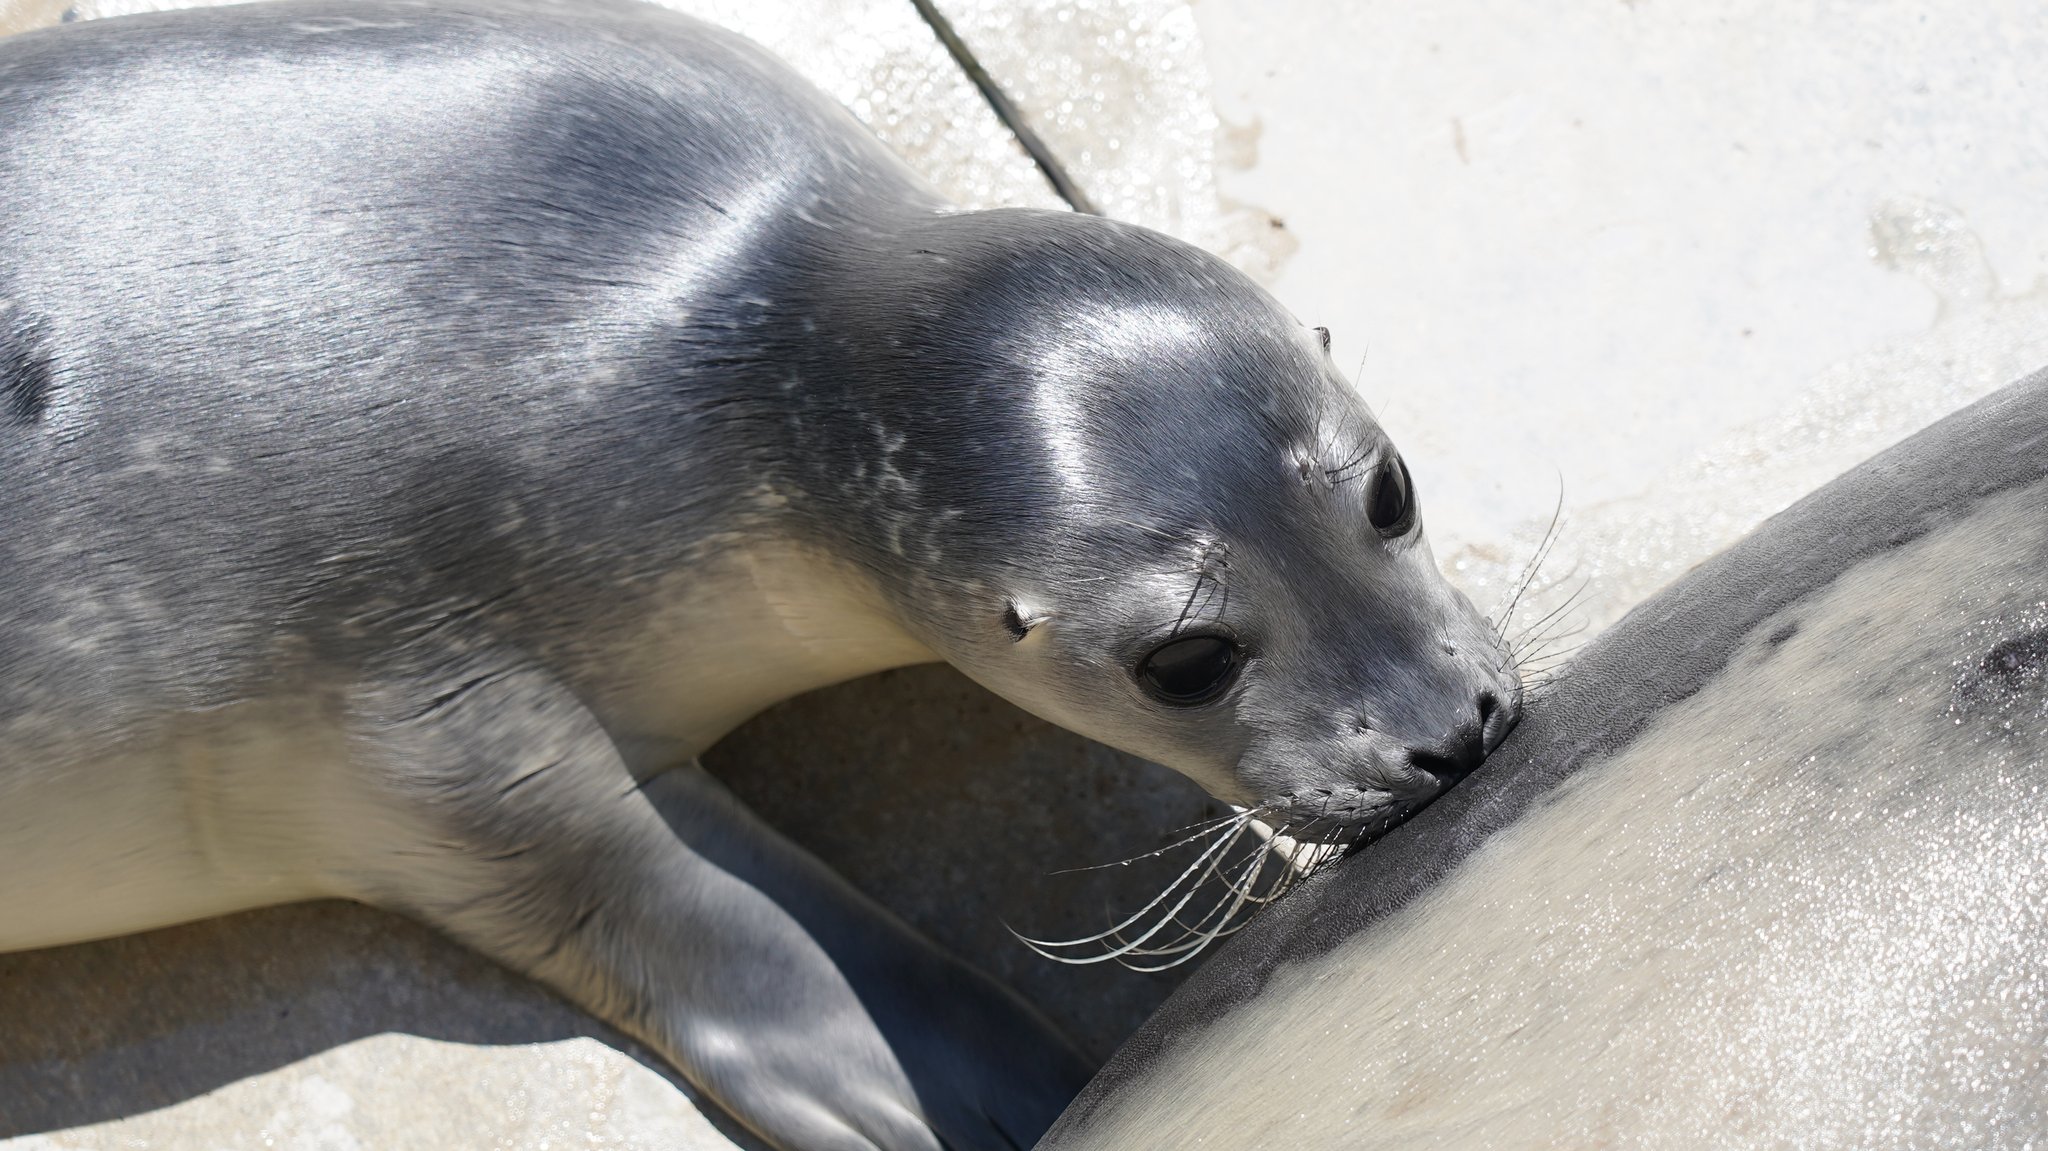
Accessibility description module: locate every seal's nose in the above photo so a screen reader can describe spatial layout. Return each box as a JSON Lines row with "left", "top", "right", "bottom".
{"left": 1478, "top": 688, "right": 1517, "bottom": 754}
{"left": 1407, "top": 691, "right": 1508, "bottom": 783}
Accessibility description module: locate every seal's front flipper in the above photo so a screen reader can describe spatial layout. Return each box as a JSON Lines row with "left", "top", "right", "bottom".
{"left": 641, "top": 762, "right": 1097, "bottom": 1151}
{"left": 336, "top": 663, "right": 967, "bottom": 1151}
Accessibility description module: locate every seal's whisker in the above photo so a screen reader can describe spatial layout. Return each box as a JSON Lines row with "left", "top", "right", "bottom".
{"left": 1117, "top": 924, "right": 1251, "bottom": 968}
{"left": 1212, "top": 815, "right": 1327, "bottom": 905}
{"left": 1010, "top": 817, "right": 1258, "bottom": 959}
{"left": 1144, "top": 818, "right": 1271, "bottom": 942}
{"left": 1213, "top": 823, "right": 1285, "bottom": 901}
{"left": 1506, "top": 577, "right": 1592, "bottom": 655}
{"left": 1508, "top": 566, "right": 1590, "bottom": 624}
{"left": 1136, "top": 818, "right": 1330, "bottom": 963}
{"left": 1111, "top": 903, "right": 1257, "bottom": 966}
{"left": 1110, "top": 841, "right": 1274, "bottom": 965}
{"left": 1034, "top": 824, "right": 1271, "bottom": 965}
{"left": 1159, "top": 804, "right": 1273, "bottom": 841}
{"left": 1046, "top": 808, "right": 1259, "bottom": 875}
{"left": 1019, "top": 823, "right": 1247, "bottom": 955}
{"left": 1169, "top": 565, "right": 1225, "bottom": 637}
{"left": 1492, "top": 523, "right": 1558, "bottom": 631}
{"left": 1082, "top": 811, "right": 1339, "bottom": 969}
{"left": 1507, "top": 549, "right": 1586, "bottom": 610}
{"left": 1523, "top": 659, "right": 1581, "bottom": 684}
{"left": 1124, "top": 847, "right": 1265, "bottom": 946}
{"left": 1169, "top": 579, "right": 1203, "bottom": 637}
{"left": 1491, "top": 485, "right": 1569, "bottom": 632}
{"left": 1248, "top": 814, "right": 1351, "bottom": 887}
{"left": 1516, "top": 634, "right": 1585, "bottom": 670}
{"left": 1513, "top": 630, "right": 1587, "bottom": 675}
{"left": 1519, "top": 656, "right": 1578, "bottom": 691}
{"left": 1324, "top": 443, "right": 1374, "bottom": 483}
{"left": 1187, "top": 571, "right": 1226, "bottom": 628}
{"left": 1515, "top": 610, "right": 1589, "bottom": 647}
{"left": 1163, "top": 804, "right": 1271, "bottom": 837}
{"left": 1020, "top": 803, "right": 1354, "bottom": 967}
{"left": 1512, "top": 612, "right": 1590, "bottom": 665}
{"left": 1269, "top": 811, "right": 1335, "bottom": 880}
{"left": 1169, "top": 828, "right": 1321, "bottom": 956}
{"left": 1496, "top": 533, "right": 1564, "bottom": 637}
{"left": 1246, "top": 836, "right": 1306, "bottom": 905}
{"left": 1111, "top": 919, "right": 1244, "bottom": 969}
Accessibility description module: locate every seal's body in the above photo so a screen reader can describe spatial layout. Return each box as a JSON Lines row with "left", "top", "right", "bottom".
{"left": 0, "top": 3, "right": 1518, "bottom": 1148}
{"left": 1043, "top": 369, "right": 2048, "bottom": 1150}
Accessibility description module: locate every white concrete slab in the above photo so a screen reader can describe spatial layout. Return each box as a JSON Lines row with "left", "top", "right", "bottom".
{"left": 1186, "top": 0, "right": 2048, "bottom": 631}
{"left": 6, "top": 1035, "right": 737, "bottom": 1151}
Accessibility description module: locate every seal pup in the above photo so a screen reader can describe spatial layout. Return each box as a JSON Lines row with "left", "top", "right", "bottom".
{"left": 1042, "top": 366, "right": 2048, "bottom": 1150}
{"left": 0, "top": 2, "right": 1519, "bottom": 1148}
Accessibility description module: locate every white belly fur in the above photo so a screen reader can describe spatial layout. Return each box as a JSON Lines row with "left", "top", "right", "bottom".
{"left": 0, "top": 541, "right": 931, "bottom": 954}
{"left": 0, "top": 700, "right": 347, "bottom": 951}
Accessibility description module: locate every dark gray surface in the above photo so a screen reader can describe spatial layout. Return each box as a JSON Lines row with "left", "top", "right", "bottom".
{"left": 709, "top": 664, "right": 1220, "bottom": 1064}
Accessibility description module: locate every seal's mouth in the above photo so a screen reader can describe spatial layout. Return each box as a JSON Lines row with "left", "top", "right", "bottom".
{"left": 1259, "top": 785, "right": 1421, "bottom": 842}
{"left": 1009, "top": 687, "right": 1526, "bottom": 972}
{"left": 1271, "top": 698, "right": 1527, "bottom": 852}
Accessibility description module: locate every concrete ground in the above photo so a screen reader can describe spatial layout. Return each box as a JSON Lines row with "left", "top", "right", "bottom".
{"left": 2, "top": 0, "right": 2044, "bottom": 1147}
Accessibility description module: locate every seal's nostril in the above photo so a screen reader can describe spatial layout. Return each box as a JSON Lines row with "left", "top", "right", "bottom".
{"left": 1411, "top": 694, "right": 1501, "bottom": 784}
{"left": 1409, "top": 721, "right": 1485, "bottom": 783}
{"left": 1477, "top": 687, "right": 1522, "bottom": 754}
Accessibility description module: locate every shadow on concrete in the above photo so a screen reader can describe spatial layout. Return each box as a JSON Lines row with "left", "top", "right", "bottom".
{"left": 0, "top": 899, "right": 768, "bottom": 1144}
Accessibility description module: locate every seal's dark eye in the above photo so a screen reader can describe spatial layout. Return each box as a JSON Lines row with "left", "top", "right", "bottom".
{"left": 1137, "top": 635, "right": 1240, "bottom": 706}
{"left": 1367, "top": 455, "right": 1416, "bottom": 537}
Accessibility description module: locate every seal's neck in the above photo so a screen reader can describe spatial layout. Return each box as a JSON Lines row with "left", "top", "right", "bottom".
{"left": 746, "top": 208, "right": 1107, "bottom": 646}
{"left": 602, "top": 534, "right": 937, "bottom": 765}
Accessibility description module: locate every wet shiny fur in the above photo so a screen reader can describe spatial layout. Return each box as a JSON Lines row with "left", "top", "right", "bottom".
{"left": 0, "top": 2, "right": 1516, "bottom": 1148}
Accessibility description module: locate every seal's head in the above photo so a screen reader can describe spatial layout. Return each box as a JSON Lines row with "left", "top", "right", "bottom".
{"left": 806, "top": 209, "right": 1519, "bottom": 845}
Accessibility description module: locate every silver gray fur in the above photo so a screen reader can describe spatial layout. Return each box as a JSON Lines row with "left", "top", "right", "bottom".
{"left": 0, "top": 2, "right": 1517, "bottom": 1148}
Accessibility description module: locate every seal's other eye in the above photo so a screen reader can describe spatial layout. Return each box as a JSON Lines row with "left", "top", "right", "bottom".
{"left": 1138, "top": 635, "right": 1240, "bottom": 706}
{"left": 1368, "top": 455, "right": 1416, "bottom": 537}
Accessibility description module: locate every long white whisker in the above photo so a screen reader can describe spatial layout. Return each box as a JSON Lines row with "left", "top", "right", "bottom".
{"left": 1046, "top": 808, "right": 1260, "bottom": 876}
{"left": 1009, "top": 817, "right": 1258, "bottom": 960}
{"left": 1112, "top": 844, "right": 1274, "bottom": 967}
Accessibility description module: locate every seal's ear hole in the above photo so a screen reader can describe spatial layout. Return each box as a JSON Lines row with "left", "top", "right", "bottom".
{"left": 1002, "top": 602, "right": 1032, "bottom": 642}
{"left": 1313, "top": 325, "right": 1332, "bottom": 352}
{"left": 1368, "top": 454, "right": 1417, "bottom": 537}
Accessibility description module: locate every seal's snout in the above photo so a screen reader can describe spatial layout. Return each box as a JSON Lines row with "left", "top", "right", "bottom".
{"left": 1407, "top": 690, "right": 1515, "bottom": 785}
{"left": 1407, "top": 722, "right": 1483, "bottom": 784}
